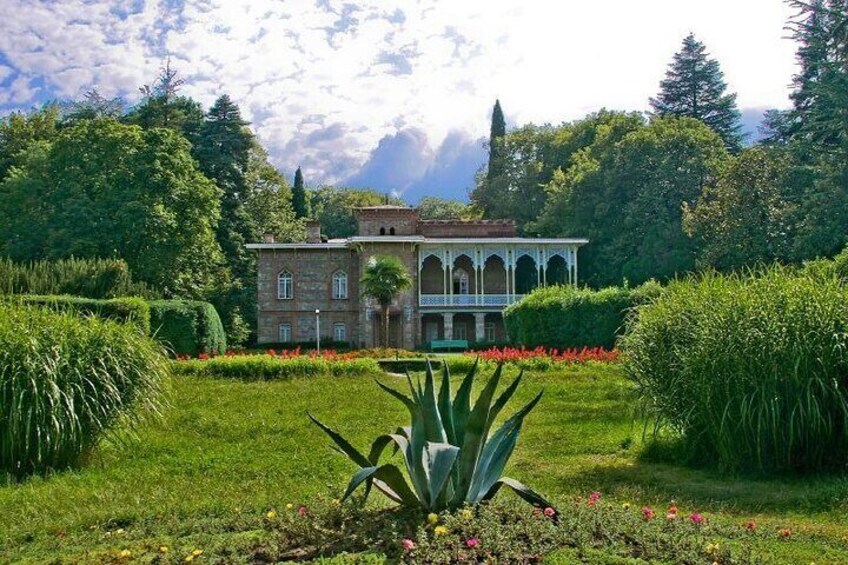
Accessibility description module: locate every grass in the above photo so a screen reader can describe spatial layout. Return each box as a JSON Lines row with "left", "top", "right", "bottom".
{"left": 1, "top": 363, "right": 847, "bottom": 563}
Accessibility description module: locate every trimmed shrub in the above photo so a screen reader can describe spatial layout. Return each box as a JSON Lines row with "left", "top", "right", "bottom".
{"left": 149, "top": 300, "right": 226, "bottom": 356}
{"left": 5, "top": 295, "right": 151, "bottom": 335}
{"left": 622, "top": 266, "right": 848, "bottom": 473}
{"left": 172, "top": 355, "right": 380, "bottom": 379}
{"left": 0, "top": 257, "right": 154, "bottom": 298}
{"left": 504, "top": 281, "right": 662, "bottom": 349}
{"left": 0, "top": 303, "right": 168, "bottom": 478}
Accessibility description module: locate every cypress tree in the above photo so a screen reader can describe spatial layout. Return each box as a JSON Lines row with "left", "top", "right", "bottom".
{"left": 650, "top": 34, "right": 743, "bottom": 152}
{"left": 292, "top": 166, "right": 309, "bottom": 219}
{"left": 487, "top": 99, "right": 506, "bottom": 180}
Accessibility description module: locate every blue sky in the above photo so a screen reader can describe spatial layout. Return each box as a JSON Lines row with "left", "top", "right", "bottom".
{"left": 0, "top": 0, "right": 798, "bottom": 202}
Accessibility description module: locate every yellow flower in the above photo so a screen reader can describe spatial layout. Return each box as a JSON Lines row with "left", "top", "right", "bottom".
{"left": 185, "top": 556, "right": 194, "bottom": 563}
{"left": 705, "top": 543, "right": 720, "bottom": 554}
{"left": 460, "top": 509, "right": 473, "bottom": 520}
{"left": 159, "top": 546, "right": 169, "bottom": 553}
{"left": 192, "top": 549, "right": 204, "bottom": 556}
{"left": 286, "top": 503, "right": 293, "bottom": 510}
{"left": 332, "top": 499, "right": 341, "bottom": 506}
{"left": 434, "top": 525, "right": 448, "bottom": 536}
{"left": 622, "top": 502, "right": 631, "bottom": 510}
{"left": 266, "top": 511, "right": 277, "bottom": 519}
{"left": 116, "top": 528, "right": 125, "bottom": 535}
{"left": 118, "top": 549, "right": 131, "bottom": 558}
{"left": 427, "top": 513, "right": 439, "bottom": 525}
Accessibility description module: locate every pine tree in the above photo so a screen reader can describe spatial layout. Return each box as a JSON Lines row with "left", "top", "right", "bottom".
{"left": 292, "top": 166, "right": 309, "bottom": 219}
{"left": 650, "top": 34, "right": 743, "bottom": 152}
{"left": 487, "top": 99, "right": 506, "bottom": 180}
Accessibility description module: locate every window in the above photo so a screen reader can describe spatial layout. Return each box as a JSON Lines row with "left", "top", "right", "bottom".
{"left": 277, "top": 270, "right": 293, "bottom": 299}
{"left": 389, "top": 227, "right": 396, "bottom": 235}
{"left": 278, "top": 323, "right": 292, "bottom": 343}
{"left": 333, "top": 322, "right": 346, "bottom": 342}
{"left": 485, "top": 321, "right": 496, "bottom": 342}
{"left": 332, "top": 271, "right": 348, "bottom": 299}
{"left": 454, "top": 323, "right": 467, "bottom": 340}
{"left": 379, "top": 227, "right": 386, "bottom": 235}
{"left": 453, "top": 268, "right": 470, "bottom": 295}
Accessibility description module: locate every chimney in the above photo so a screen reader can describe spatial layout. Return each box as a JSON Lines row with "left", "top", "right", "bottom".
{"left": 262, "top": 232, "right": 276, "bottom": 243}
{"left": 306, "top": 220, "right": 321, "bottom": 243}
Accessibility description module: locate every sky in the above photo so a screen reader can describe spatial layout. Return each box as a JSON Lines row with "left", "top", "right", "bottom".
{"left": 0, "top": 0, "right": 799, "bottom": 202}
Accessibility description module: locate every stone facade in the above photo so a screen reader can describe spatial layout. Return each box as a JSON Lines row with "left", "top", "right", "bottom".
{"left": 248, "top": 206, "right": 587, "bottom": 348}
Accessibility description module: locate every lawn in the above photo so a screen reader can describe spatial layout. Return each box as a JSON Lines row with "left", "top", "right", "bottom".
{"left": 2, "top": 363, "right": 847, "bottom": 563}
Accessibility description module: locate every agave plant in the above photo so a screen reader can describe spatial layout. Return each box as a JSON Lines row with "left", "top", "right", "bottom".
{"left": 308, "top": 360, "right": 552, "bottom": 511}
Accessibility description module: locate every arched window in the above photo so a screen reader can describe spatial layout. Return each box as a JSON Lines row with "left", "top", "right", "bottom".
{"left": 389, "top": 227, "right": 396, "bottom": 235}
{"left": 453, "top": 268, "right": 470, "bottom": 295}
{"left": 277, "top": 270, "right": 293, "bottom": 300}
{"left": 379, "top": 227, "right": 386, "bottom": 235}
{"left": 332, "top": 271, "right": 348, "bottom": 300}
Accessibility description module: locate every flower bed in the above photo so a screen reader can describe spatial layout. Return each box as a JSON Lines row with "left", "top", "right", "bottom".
{"left": 172, "top": 349, "right": 380, "bottom": 379}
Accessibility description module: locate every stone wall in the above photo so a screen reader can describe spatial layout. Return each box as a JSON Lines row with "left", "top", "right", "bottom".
{"left": 256, "top": 247, "right": 361, "bottom": 345}
{"left": 355, "top": 207, "right": 420, "bottom": 236}
{"left": 418, "top": 220, "right": 516, "bottom": 238}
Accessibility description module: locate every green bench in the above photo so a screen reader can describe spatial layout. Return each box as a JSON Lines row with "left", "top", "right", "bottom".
{"left": 429, "top": 339, "right": 469, "bottom": 352}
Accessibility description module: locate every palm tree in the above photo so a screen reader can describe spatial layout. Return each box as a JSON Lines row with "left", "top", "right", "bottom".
{"left": 360, "top": 255, "right": 412, "bottom": 348}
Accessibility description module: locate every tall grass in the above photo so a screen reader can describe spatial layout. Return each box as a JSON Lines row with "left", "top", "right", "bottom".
{"left": 172, "top": 355, "right": 381, "bottom": 379}
{"left": 0, "top": 303, "right": 169, "bottom": 478}
{"left": 622, "top": 266, "right": 848, "bottom": 473}
{"left": 0, "top": 257, "right": 155, "bottom": 298}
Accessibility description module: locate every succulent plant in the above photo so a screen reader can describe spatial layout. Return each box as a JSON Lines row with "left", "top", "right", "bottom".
{"left": 309, "top": 360, "right": 553, "bottom": 511}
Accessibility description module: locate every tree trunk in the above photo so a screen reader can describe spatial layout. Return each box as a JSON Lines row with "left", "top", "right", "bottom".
{"left": 382, "top": 305, "right": 390, "bottom": 349}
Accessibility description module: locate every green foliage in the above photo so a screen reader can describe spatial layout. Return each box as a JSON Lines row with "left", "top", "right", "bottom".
{"left": 361, "top": 255, "right": 413, "bottom": 349}
{"left": 0, "top": 104, "right": 60, "bottom": 182}
{"left": 310, "top": 187, "right": 404, "bottom": 239}
{"left": 310, "top": 361, "right": 552, "bottom": 511}
{"left": 416, "top": 196, "right": 479, "bottom": 220}
{"left": 172, "top": 355, "right": 379, "bottom": 379}
{"left": 487, "top": 98, "right": 506, "bottom": 181}
{"left": 535, "top": 116, "right": 729, "bottom": 286}
{"left": 683, "top": 146, "right": 801, "bottom": 270}
{"left": 504, "top": 281, "right": 663, "bottom": 349}
{"left": 0, "top": 303, "right": 168, "bottom": 478}
{"left": 0, "top": 257, "right": 153, "bottom": 299}
{"left": 292, "top": 166, "right": 309, "bottom": 219}
{"left": 650, "top": 33, "right": 743, "bottom": 152}
{"left": 149, "top": 300, "right": 227, "bottom": 356}
{"left": 0, "top": 119, "right": 225, "bottom": 299}
{"left": 6, "top": 295, "right": 152, "bottom": 336}
{"left": 622, "top": 266, "right": 848, "bottom": 473}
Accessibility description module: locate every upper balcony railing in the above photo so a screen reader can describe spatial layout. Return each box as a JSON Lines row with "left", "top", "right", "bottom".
{"left": 419, "top": 294, "right": 525, "bottom": 307}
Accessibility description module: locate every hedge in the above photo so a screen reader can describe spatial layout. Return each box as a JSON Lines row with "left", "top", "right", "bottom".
{"left": 0, "top": 257, "right": 153, "bottom": 299}
{"left": 5, "top": 295, "right": 151, "bottom": 335}
{"left": 149, "top": 300, "right": 227, "bottom": 356}
{"left": 503, "top": 281, "right": 662, "bottom": 349}
{"left": 172, "top": 355, "right": 380, "bottom": 379}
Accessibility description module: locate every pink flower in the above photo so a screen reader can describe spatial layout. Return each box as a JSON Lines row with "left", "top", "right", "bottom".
{"left": 401, "top": 538, "right": 416, "bottom": 551}
{"left": 297, "top": 506, "right": 308, "bottom": 516}
{"left": 665, "top": 512, "right": 677, "bottom": 521}
{"left": 642, "top": 506, "right": 655, "bottom": 520}
{"left": 589, "top": 491, "right": 601, "bottom": 502}
{"left": 690, "top": 513, "right": 704, "bottom": 525}
{"left": 543, "top": 507, "right": 556, "bottom": 518}
{"left": 465, "top": 537, "right": 480, "bottom": 548}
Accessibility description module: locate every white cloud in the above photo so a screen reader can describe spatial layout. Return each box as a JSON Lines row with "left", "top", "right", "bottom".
{"left": 0, "top": 0, "right": 798, "bottom": 190}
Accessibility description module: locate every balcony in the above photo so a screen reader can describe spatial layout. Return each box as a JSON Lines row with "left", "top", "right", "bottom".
{"left": 419, "top": 294, "right": 525, "bottom": 307}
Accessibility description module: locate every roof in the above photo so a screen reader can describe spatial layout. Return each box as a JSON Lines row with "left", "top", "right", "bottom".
{"left": 246, "top": 236, "right": 588, "bottom": 250}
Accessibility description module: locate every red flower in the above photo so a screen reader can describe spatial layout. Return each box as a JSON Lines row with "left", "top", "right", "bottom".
{"left": 642, "top": 506, "right": 655, "bottom": 520}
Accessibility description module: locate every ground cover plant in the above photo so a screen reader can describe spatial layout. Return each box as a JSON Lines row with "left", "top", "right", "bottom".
{"left": 3, "top": 294, "right": 152, "bottom": 335}
{"left": 2, "top": 364, "right": 846, "bottom": 563}
{"left": 623, "top": 266, "right": 848, "bottom": 473}
{"left": 310, "top": 361, "right": 552, "bottom": 511}
{"left": 172, "top": 351, "right": 380, "bottom": 379}
{"left": 0, "top": 303, "right": 168, "bottom": 479}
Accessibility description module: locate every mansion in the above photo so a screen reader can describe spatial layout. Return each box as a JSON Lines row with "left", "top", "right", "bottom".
{"left": 247, "top": 206, "right": 587, "bottom": 349}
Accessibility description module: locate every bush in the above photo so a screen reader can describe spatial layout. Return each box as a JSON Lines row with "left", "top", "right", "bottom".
{"left": 0, "top": 303, "right": 168, "bottom": 478}
{"left": 504, "top": 281, "right": 662, "bottom": 349}
{"left": 172, "top": 355, "right": 380, "bottom": 379}
{"left": 149, "top": 300, "right": 226, "bottom": 356}
{"left": 0, "top": 257, "right": 154, "bottom": 298}
{"left": 622, "top": 266, "right": 848, "bottom": 473}
{"left": 5, "top": 294, "right": 151, "bottom": 335}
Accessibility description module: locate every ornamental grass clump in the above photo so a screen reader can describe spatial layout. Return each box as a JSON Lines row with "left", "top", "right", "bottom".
{"left": 622, "top": 266, "right": 848, "bottom": 473}
{"left": 0, "top": 303, "right": 169, "bottom": 478}
{"left": 310, "top": 360, "right": 553, "bottom": 511}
